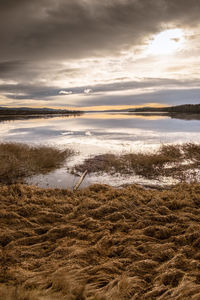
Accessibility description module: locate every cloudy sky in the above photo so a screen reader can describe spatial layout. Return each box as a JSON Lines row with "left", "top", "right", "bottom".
{"left": 0, "top": 0, "right": 200, "bottom": 110}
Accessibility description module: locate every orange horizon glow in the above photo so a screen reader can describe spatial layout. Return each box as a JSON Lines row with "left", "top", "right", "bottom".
{"left": 4, "top": 103, "right": 168, "bottom": 111}
{"left": 72, "top": 103, "right": 167, "bottom": 111}
{"left": 80, "top": 113, "right": 168, "bottom": 120}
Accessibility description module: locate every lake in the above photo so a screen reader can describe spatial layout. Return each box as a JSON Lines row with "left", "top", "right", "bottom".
{"left": 1, "top": 112, "right": 200, "bottom": 188}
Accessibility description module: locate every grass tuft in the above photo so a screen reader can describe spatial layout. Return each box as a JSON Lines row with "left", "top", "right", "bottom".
{"left": 0, "top": 143, "right": 74, "bottom": 184}
{"left": 74, "top": 143, "right": 200, "bottom": 181}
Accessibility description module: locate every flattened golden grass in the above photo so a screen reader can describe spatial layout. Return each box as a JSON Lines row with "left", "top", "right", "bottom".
{"left": 1, "top": 183, "right": 200, "bottom": 299}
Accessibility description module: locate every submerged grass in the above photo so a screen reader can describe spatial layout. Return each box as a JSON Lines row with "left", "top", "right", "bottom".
{"left": 74, "top": 143, "right": 200, "bottom": 181}
{"left": 1, "top": 183, "right": 200, "bottom": 299}
{"left": 0, "top": 143, "right": 74, "bottom": 184}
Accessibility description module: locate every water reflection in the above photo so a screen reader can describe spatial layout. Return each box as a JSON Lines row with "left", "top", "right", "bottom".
{"left": 1, "top": 112, "right": 200, "bottom": 188}
{"left": 0, "top": 113, "right": 200, "bottom": 151}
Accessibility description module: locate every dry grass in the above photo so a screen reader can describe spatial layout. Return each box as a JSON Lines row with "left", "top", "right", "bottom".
{"left": 74, "top": 143, "right": 200, "bottom": 181}
{"left": 0, "top": 143, "right": 74, "bottom": 184}
{"left": 182, "top": 143, "right": 200, "bottom": 163}
{"left": 1, "top": 183, "right": 200, "bottom": 299}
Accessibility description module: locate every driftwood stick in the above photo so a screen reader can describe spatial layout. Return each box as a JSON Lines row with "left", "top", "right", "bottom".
{"left": 73, "top": 170, "right": 88, "bottom": 191}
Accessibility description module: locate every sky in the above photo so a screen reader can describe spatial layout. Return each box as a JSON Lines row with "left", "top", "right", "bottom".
{"left": 0, "top": 0, "right": 200, "bottom": 110}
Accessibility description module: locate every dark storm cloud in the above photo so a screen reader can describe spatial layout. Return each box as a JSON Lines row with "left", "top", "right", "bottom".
{"left": 0, "top": 61, "right": 30, "bottom": 81}
{"left": 0, "top": 61, "right": 23, "bottom": 74}
{"left": 1, "top": 0, "right": 200, "bottom": 107}
{"left": 1, "top": 78, "right": 200, "bottom": 101}
{"left": 79, "top": 88, "right": 200, "bottom": 107}
{"left": 0, "top": 0, "right": 200, "bottom": 61}
{"left": 0, "top": 60, "right": 76, "bottom": 82}
{"left": 0, "top": 83, "right": 56, "bottom": 99}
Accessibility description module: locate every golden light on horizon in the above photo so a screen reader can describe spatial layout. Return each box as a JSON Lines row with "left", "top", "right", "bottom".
{"left": 80, "top": 113, "right": 168, "bottom": 121}
{"left": 147, "top": 29, "right": 184, "bottom": 55}
{"left": 66, "top": 103, "right": 167, "bottom": 112}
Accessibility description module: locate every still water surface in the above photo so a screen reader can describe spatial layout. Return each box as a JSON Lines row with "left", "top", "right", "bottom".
{"left": 1, "top": 112, "right": 200, "bottom": 188}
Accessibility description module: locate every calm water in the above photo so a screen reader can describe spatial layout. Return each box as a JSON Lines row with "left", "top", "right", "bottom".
{"left": 1, "top": 112, "right": 200, "bottom": 188}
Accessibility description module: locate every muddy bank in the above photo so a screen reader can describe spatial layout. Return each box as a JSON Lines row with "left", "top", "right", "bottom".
{"left": 74, "top": 143, "right": 200, "bottom": 181}
{"left": 27, "top": 143, "right": 200, "bottom": 190}
{"left": 1, "top": 183, "right": 200, "bottom": 299}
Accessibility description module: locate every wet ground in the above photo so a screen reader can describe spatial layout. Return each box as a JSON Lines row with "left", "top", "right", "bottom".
{"left": 1, "top": 112, "right": 200, "bottom": 188}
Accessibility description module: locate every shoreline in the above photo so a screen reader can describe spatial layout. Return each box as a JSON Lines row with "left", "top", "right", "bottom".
{"left": 1, "top": 142, "right": 200, "bottom": 190}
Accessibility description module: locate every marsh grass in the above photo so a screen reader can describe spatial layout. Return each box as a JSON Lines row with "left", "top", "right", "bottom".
{"left": 1, "top": 183, "right": 200, "bottom": 299}
{"left": 182, "top": 143, "right": 200, "bottom": 162}
{"left": 74, "top": 143, "right": 200, "bottom": 181}
{"left": 0, "top": 143, "right": 74, "bottom": 184}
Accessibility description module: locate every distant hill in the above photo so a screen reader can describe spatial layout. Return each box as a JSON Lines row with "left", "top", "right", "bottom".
{"left": 0, "top": 107, "right": 82, "bottom": 115}
{"left": 86, "top": 104, "right": 200, "bottom": 114}
{"left": 133, "top": 104, "right": 200, "bottom": 113}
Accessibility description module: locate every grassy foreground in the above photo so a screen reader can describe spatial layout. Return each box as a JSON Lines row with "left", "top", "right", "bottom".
{"left": 0, "top": 143, "right": 74, "bottom": 184}
{"left": 1, "top": 183, "right": 200, "bottom": 299}
{"left": 74, "top": 143, "right": 200, "bottom": 182}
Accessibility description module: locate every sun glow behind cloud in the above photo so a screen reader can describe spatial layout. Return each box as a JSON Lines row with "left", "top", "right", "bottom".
{"left": 1, "top": 19, "right": 199, "bottom": 110}
{"left": 52, "top": 28, "right": 189, "bottom": 92}
{"left": 147, "top": 29, "right": 184, "bottom": 55}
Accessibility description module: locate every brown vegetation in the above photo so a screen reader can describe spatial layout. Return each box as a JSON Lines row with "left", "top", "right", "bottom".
{"left": 0, "top": 143, "right": 74, "bottom": 184}
{"left": 1, "top": 183, "right": 200, "bottom": 299}
{"left": 134, "top": 103, "right": 200, "bottom": 113}
{"left": 74, "top": 143, "right": 200, "bottom": 181}
{"left": 0, "top": 107, "right": 82, "bottom": 115}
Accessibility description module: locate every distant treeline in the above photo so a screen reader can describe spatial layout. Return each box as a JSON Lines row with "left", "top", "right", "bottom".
{"left": 134, "top": 104, "right": 200, "bottom": 113}
{"left": 0, "top": 108, "right": 83, "bottom": 115}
